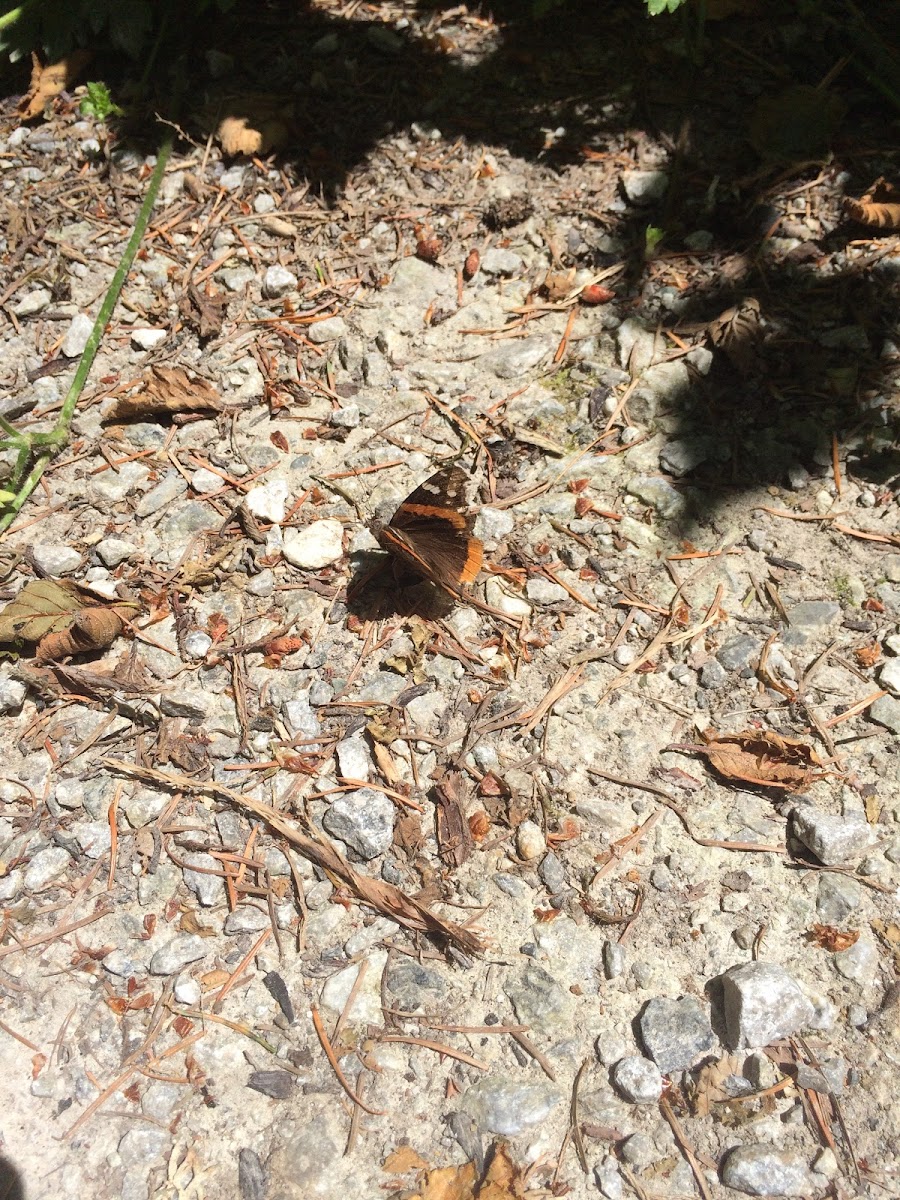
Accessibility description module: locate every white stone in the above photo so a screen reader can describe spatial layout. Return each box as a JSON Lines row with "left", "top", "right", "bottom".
{"left": 517, "top": 820, "right": 546, "bottom": 861}
{"left": 320, "top": 951, "right": 387, "bottom": 1025}
{"left": 130, "top": 328, "right": 167, "bottom": 350}
{"left": 722, "top": 962, "right": 815, "bottom": 1050}
{"left": 879, "top": 658, "right": 900, "bottom": 696}
{"left": 13, "top": 288, "right": 52, "bottom": 316}
{"left": 336, "top": 735, "right": 370, "bottom": 782}
{"left": 62, "top": 312, "right": 94, "bottom": 358}
{"left": 96, "top": 537, "right": 138, "bottom": 567}
{"left": 485, "top": 578, "right": 531, "bottom": 617}
{"left": 245, "top": 479, "right": 289, "bottom": 524}
{"left": 282, "top": 519, "right": 344, "bottom": 569}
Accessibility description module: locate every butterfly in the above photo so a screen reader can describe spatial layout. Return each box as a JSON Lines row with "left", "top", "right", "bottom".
{"left": 376, "top": 466, "right": 483, "bottom": 593}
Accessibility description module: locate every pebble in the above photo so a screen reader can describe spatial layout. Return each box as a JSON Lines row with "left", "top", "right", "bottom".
{"left": 484, "top": 578, "right": 532, "bottom": 617}
{"left": 307, "top": 316, "right": 347, "bottom": 343}
{"left": 102, "top": 949, "right": 142, "bottom": 977}
{"left": 474, "top": 507, "right": 515, "bottom": 542}
{"left": 594, "top": 1156, "right": 624, "bottom": 1200}
{"left": 149, "top": 934, "right": 207, "bottom": 975}
{"left": 262, "top": 266, "right": 297, "bottom": 299}
{"left": 159, "top": 688, "right": 209, "bottom": 718}
{"left": 0, "top": 671, "right": 27, "bottom": 714}
{"left": 245, "top": 479, "right": 289, "bottom": 524}
{"left": 722, "top": 962, "right": 815, "bottom": 1049}
{"left": 832, "top": 937, "right": 878, "bottom": 984}
{"left": 638, "top": 995, "right": 717, "bottom": 1072}
{"left": 247, "top": 1070, "right": 294, "bottom": 1100}
{"left": 720, "top": 1144, "right": 814, "bottom": 1196}
{"left": 72, "top": 820, "right": 112, "bottom": 859}
{"left": 700, "top": 660, "right": 727, "bottom": 689}
{"left": 879, "top": 658, "right": 900, "bottom": 696}
{"left": 617, "top": 318, "right": 658, "bottom": 371}
{"left": 13, "top": 288, "right": 52, "bottom": 316}
{"left": 135, "top": 472, "right": 187, "bottom": 517}
{"left": 383, "top": 958, "right": 447, "bottom": 1012}
{"left": 174, "top": 978, "right": 201, "bottom": 1005}
{"left": 479, "top": 336, "right": 551, "bottom": 379}
{"left": 118, "top": 1127, "right": 172, "bottom": 1170}
{"left": 603, "top": 940, "right": 626, "bottom": 979}
{"left": 30, "top": 543, "right": 81, "bottom": 576}
{"left": 335, "top": 735, "right": 370, "bottom": 781}
{"left": 791, "top": 806, "right": 876, "bottom": 866}
{"left": 461, "top": 1075, "right": 561, "bottom": 1135}
{"left": 96, "top": 536, "right": 138, "bottom": 567}
{"left": 183, "top": 630, "right": 213, "bottom": 659}
{"left": 516, "top": 819, "right": 546, "bottom": 860}
{"left": 504, "top": 962, "right": 573, "bottom": 1032}
{"left": 321, "top": 952, "right": 386, "bottom": 1024}
{"left": 322, "top": 788, "right": 394, "bottom": 859}
{"left": 717, "top": 635, "right": 760, "bottom": 671}
{"left": 525, "top": 577, "right": 567, "bottom": 605}
{"left": 62, "top": 312, "right": 94, "bottom": 358}
{"left": 538, "top": 850, "right": 566, "bottom": 894}
{"left": 816, "top": 873, "right": 862, "bottom": 924}
{"left": 870, "top": 694, "right": 900, "bottom": 734}
{"left": 283, "top": 695, "right": 320, "bottom": 740}
{"left": 331, "top": 403, "right": 359, "bottom": 428}
{"left": 238, "top": 1149, "right": 267, "bottom": 1200}
{"left": 625, "top": 476, "right": 686, "bottom": 519}
{"left": 282, "top": 519, "right": 344, "bottom": 568}
{"left": 621, "top": 170, "right": 668, "bottom": 204}
{"left": 480, "top": 248, "right": 524, "bottom": 276}
{"left": 612, "top": 1055, "right": 663, "bottom": 1103}
{"left": 130, "top": 328, "right": 167, "bottom": 350}
{"left": 182, "top": 852, "right": 224, "bottom": 906}
{"left": 24, "top": 846, "right": 71, "bottom": 890}
{"left": 659, "top": 437, "right": 709, "bottom": 476}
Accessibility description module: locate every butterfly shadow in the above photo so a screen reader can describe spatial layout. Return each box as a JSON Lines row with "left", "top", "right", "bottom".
{"left": 346, "top": 552, "right": 458, "bottom": 622}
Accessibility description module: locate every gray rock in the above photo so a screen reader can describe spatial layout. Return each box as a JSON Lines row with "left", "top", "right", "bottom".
{"left": 62, "top": 312, "right": 94, "bottom": 358}
{"left": 307, "top": 316, "right": 348, "bottom": 344}
{"left": 474, "top": 507, "right": 515, "bottom": 542}
{"left": 622, "top": 170, "right": 668, "bottom": 204}
{"left": 620, "top": 1132, "right": 656, "bottom": 1169}
{"left": 525, "top": 577, "right": 567, "bottom": 605}
{"left": 638, "top": 995, "right": 717, "bottom": 1072}
{"left": 879, "top": 658, "right": 900, "bottom": 696}
{"left": 505, "top": 962, "right": 573, "bottom": 1032}
{"left": 159, "top": 688, "right": 209, "bottom": 719}
{"left": 479, "top": 337, "right": 551, "bottom": 379}
{"left": 135, "top": 472, "right": 188, "bottom": 518}
{"left": 626, "top": 476, "right": 687, "bottom": 519}
{"left": 183, "top": 630, "right": 212, "bottom": 659}
{"left": 13, "top": 287, "right": 52, "bottom": 316}
{"left": 833, "top": 937, "right": 878, "bottom": 984}
{"left": 141, "top": 1081, "right": 181, "bottom": 1121}
{"left": 96, "top": 537, "right": 138, "bottom": 567}
{"left": 149, "top": 934, "right": 207, "bottom": 975}
{"left": 480, "top": 248, "right": 524, "bottom": 276}
{"left": 384, "top": 959, "right": 448, "bottom": 1012}
{"left": 283, "top": 694, "right": 320, "bottom": 740}
{"left": 461, "top": 1075, "right": 561, "bottom": 1135}
{"left": 118, "top": 1127, "right": 172, "bottom": 1170}
{"left": 219, "top": 165, "right": 248, "bottom": 191}
{"left": 791, "top": 806, "right": 876, "bottom": 866}
{"left": 747, "top": 529, "right": 775, "bottom": 553}
{"left": 262, "top": 265, "right": 298, "bottom": 298}
{"left": 182, "top": 852, "right": 223, "bottom": 906}
{"left": 262, "top": 1115, "right": 341, "bottom": 1199}
{"left": 816, "top": 873, "right": 861, "bottom": 924}
{"left": 384, "top": 257, "right": 449, "bottom": 306}
{"left": 721, "top": 1145, "right": 814, "bottom": 1196}
{"left": 594, "top": 1155, "right": 624, "bottom": 1200}
{"left": 612, "top": 1055, "right": 663, "bottom": 1103}
{"left": 785, "top": 601, "right": 841, "bottom": 633}
{"left": 245, "top": 479, "right": 288, "bottom": 524}
{"left": 700, "top": 660, "right": 727, "bottom": 689}
{"left": 102, "top": 948, "right": 142, "bottom": 976}
{"left": 238, "top": 1149, "right": 267, "bottom": 1200}
{"left": 659, "top": 437, "right": 710, "bottom": 477}
{"left": 224, "top": 905, "right": 270, "bottom": 934}
{"left": 0, "top": 871, "right": 21, "bottom": 902}
{"left": 869, "top": 694, "right": 900, "bottom": 733}
{"left": 603, "top": 940, "right": 626, "bottom": 980}
{"left": 24, "top": 846, "right": 71, "bottom": 890}
{"left": 722, "top": 962, "right": 815, "bottom": 1050}
{"left": 124, "top": 788, "right": 168, "bottom": 827}
{"left": 617, "top": 318, "right": 658, "bottom": 371}
{"left": 0, "top": 670, "right": 27, "bottom": 714}
{"left": 72, "top": 820, "right": 112, "bottom": 859}
{"left": 322, "top": 788, "right": 394, "bottom": 859}
{"left": 539, "top": 851, "right": 567, "bottom": 894}
{"left": 717, "top": 635, "right": 760, "bottom": 671}
{"left": 30, "top": 543, "right": 81, "bottom": 576}
{"left": 330, "top": 403, "right": 359, "bottom": 428}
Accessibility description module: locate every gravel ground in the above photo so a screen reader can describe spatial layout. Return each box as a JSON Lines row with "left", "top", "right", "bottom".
{"left": 1, "top": 3, "right": 899, "bottom": 1199}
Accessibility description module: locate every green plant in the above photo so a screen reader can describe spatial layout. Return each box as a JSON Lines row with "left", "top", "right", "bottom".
{"left": 79, "top": 79, "right": 122, "bottom": 120}
{"left": 645, "top": 0, "right": 688, "bottom": 12}
{"left": 644, "top": 226, "right": 665, "bottom": 258}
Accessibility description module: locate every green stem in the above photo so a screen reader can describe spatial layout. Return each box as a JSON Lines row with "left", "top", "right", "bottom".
{"left": 0, "top": 129, "right": 174, "bottom": 535}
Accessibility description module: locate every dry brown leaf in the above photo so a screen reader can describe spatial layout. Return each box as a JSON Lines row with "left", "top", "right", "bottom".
{"left": 807, "top": 924, "right": 859, "bottom": 953}
{"left": 18, "top": 51, "right": 92, "bottom": 119}
{"left": 103, "top": 365, "right": 224, "bottom": 423}
{"left": 179, "top": 283, "right": 228, "bottom": 341}
{"left": 692, "top": 1054, "right": 746, "bottom": 1117}
{"left": 383, "top": 1145, "right": 430, "bottom": 1175}
{"left": 413, "top": 1144, "right": 528, "bottom": 1200}
{"left": 434, "top": 771, "right": 473, "bottom": 868}
{"left": 216, "top": 95, "right": 293, "bottom": 156}
{"left": 697, "top": 728, "right": 828, "bottom": 791}
{"left": 0, "top": 578, "right": 136, "bottom": 662}
{"left": 845, "top": 179, "right": 900, "bottom": 230}
{"left": 542, "top": 267, "right": 576, "bottom": 301}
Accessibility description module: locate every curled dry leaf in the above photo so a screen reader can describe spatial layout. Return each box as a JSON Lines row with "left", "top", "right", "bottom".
{"left": 103, "top": 365, "right": 224, "bottom": 423}
{"left": 416, "top": 236, "right": 442, "bottom": 263}
{"left": 807, "top": 924, "right": 859, "bottom": 953}
{"left": 0, "top": 579, "right": 137, "bottom": 661}
{"left": 215, "top": 95, "right": 293, "bottom": 156}
{"left": 409, "top": 1142, "right": 529, "bottom": 1200}
{"left": 696, "top": 728, "right": 828, "bottom": 792}
{"left": 844, "top": 179, "right": 900, "bottom": 230}
{"left": 18, "top": 50, "right": 92, "bottom": 119}
{"left": 580, "top": 283, "right": 615, "bottom": 305}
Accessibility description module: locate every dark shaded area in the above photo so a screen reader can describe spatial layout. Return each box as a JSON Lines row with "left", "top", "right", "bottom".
{"left": 4, "top": 0, "right": 899, "bottom": 512}
{"left": 0, "top": 1154, "right": 24, "bottom": 1200}
{"left": 347, "top": 551, "right": 458, "bottom": 621}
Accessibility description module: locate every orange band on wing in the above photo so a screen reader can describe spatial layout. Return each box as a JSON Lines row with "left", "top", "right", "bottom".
{"left": 394, "top": 502, "right": 468, "bottom": 530}
{"left": 459, "top": 539, "right": 483, "bottom": 583}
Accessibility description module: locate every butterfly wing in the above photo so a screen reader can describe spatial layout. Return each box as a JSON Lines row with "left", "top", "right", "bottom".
{"left": 379, "top": 467, "right": 483, "bottom": 587}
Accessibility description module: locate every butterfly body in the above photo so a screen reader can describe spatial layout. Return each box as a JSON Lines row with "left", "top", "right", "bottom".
{"left": 377, "top": 467, "right": 482, "bottom": 591}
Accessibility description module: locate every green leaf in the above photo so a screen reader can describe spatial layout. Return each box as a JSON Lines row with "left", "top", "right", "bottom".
{"left": 646, "top": 0, "right": 687, "bottom": 14}
{"left": 644, "top": 226, "right": 666, "bottom": 257}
